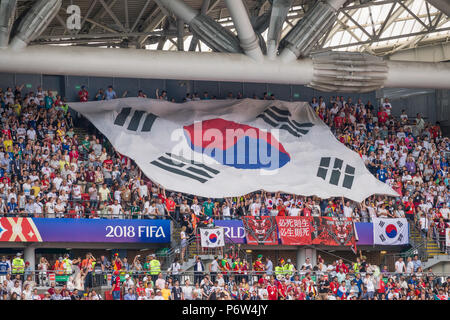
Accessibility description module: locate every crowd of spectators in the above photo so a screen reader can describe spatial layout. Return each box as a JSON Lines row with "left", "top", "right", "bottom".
{"left": 3, "top": 250, "right": 448, "bottom": 300}
{"left": 0, "top": 84, "right": 448, "bottom": 250}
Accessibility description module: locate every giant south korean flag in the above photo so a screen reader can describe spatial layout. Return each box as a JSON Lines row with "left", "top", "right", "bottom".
{"left": 71, "top": 98, "right": 397, "bottom": 202}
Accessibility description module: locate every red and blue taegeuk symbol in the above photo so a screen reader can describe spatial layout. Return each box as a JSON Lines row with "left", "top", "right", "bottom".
{"left": 183, "top": 119, "right": 290, "bottom": 170}
{"left": 209, "top": 233, "right": 218, "bottom": 243}
{"left": 385, "top": 224, "right": 398, "bottom": 238}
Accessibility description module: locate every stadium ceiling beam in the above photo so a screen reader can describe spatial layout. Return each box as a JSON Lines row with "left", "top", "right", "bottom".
{"left": 388, "top": 41, "right": 450, "bottom": 62}
{"left": 341, "top": 0, "right": 398, "bottom": 11}
{"left": 98, "top": 0, "right": 126, "bottom": 33}
{"left": 87, "top": 0, "right": 118, "bottom": 33}
{"left": 189, "top": 0, "right": 211, "bottom": 52}
{"left": 320, "top": 6, "right": 360, "bottom": 47}
{"left": 76, "top": 0, "right": 98, "bottom": 34}
{"left": 318, "top": 26, "right": 450, "bottom": 51}
{"left": 426, "top": 0, "right": 450, "bottom": 17}
{"left": 278, "top": 0, "right": 347, "bottom": 62}
{"left": 266, "top": 0, "right": 293, "bottom": 60}
{"left": 1, "top": 45, "right": 449, "bottom": 91}
{"left": 373, "top": 0, "right": 414, "bottom": 36}
{"left": 397, "top": 1, "right": 430, "bottom": 31}
{"left": 130, "top": 0, "right": 152, "bottom": 33}
{"left": 136, "top": 6, "right": 167, "bottom": 48}
{"left": 336, "top": 19, "right": 375, "bottom": 55}
{"left": 124, "top": 0, "right": 129, "bottom": 31}
{"left": 375, "top": 1, "right": 398, "bottom": 40}
{"left": 386, "top": 14, "right": 448, "bottom": 54}
{"left": 340, "top": 10, "right": 374, "bottom": 40}
{"left": 0, "top": 0, "right": 17, "bottom": 48}
{"left": 56, "top": 6, "right": 118, "bottom": 34}
{"left": 224, "top": 0, "right": 264, "bottom": 61}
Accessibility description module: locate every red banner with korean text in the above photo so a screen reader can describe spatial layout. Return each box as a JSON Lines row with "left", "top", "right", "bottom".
{"left": 276, "top": 217, "right": 311, "bottom": 245}
{"left": 242, "top": 216, "right": 278, "bottom": 245}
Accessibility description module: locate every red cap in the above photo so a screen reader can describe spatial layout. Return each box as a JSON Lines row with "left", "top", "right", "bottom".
{"left": 114, "top": 270, "right": 119, "bottom": 276}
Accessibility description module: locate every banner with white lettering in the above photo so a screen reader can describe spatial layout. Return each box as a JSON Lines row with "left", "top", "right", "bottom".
{"left": 373, "top": 218, "right": 409, "bottom": 245}
{"left": 71, "top": 98, "right": 398, "bottom": 201}
{"left": 200, "top": 227, "right": 225, "bottom": 248}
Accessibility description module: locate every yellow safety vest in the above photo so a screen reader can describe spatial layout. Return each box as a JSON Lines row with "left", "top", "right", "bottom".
{"left": 275, "top": 266, "right": 283, "bottom": 276}
{"left": 12, "top": 258, "right": 25, "bottom": 274}
{"left": 283, "top": 264, "right": 294, "bottom": 276}
{"left": 150, "top": 259, "right": 161, "bottom": 275}
{"left": 63, "top": 259, "right": 72, "bottom": 274}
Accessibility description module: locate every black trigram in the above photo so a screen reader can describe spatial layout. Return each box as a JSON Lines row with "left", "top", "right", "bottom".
{"left": 114, "top": 107, "right": 158, "bottom": 132}
{"left": 379, "top": 234, "right": 386, "bottom": 242}
{"left": 257, "top": 106, "right": 314, "bottom": 138}
{"left": 151, "top": 153, "right": 220, "bottom": 184}
{"left": 316, "top": 157, "right": 356, "bottom": 189}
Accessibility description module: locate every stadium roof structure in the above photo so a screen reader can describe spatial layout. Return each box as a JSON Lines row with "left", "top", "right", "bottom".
{"left": 0, "top": 0, "right": 449, "bottom": 92}
{"left": 12, "top": 0, "right": 448, "bottom": 61}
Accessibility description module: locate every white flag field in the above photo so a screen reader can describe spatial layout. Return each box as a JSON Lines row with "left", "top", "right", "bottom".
{"left": 200, "top": 228, "right": 225, "bottom": 248}
{"left": 71, "top": 98, "right": 398, "bottom": 202}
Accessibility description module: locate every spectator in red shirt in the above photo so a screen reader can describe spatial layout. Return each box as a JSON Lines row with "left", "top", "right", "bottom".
{"left": 336, "top": 259, "right": 349, "bottom": 273}
{"left": 377, "top": 107, "right": 388, "bottom": 124}
{"left": 78, "top": 86, "right": 89, "bottom": 102}
{"left": 267, "top": 278, "right": 278, "bottom": 300}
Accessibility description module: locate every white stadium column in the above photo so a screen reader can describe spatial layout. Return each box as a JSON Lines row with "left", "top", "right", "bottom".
{"left": 24, "top": 246, "right": 36, "bottom": 276}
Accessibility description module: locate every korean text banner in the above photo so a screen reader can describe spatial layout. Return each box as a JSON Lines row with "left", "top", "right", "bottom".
{"left": 0, "top": 218, "right": 171, "bottom": 243}
{"left": 276, "top": 217, "right": 356, "bottom": 246}
{"left": 242, "top": 216, "right": 278, "bottom": 245}
{"left": 70, "top": 98, "right": 397, "bottom": 202}
{"left": 276, "top": 217, "right": 311, "bottom": 245}
{"left": 214, "top": 220, "right": 246, "bottom": 244}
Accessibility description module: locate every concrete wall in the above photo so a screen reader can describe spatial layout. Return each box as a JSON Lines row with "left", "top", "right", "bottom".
{"left": 0, "top": 72, "right": 377, "bottom": 103}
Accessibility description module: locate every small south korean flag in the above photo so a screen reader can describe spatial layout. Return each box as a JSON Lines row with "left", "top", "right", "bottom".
{"left": 200, "top": 227, "right": 225, "bottom": 248}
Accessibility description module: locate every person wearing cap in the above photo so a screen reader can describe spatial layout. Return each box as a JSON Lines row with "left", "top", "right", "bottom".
{"left": 149, "top": 254, "right": 161, "bottom": 283}
{"left": 253, "top": 254, "right": 265, "bottom": 277}
{"left": 11, "top": 253, "right": 25, "bottom": 280}
{"left": 283, "top": 259, "right": 296, "bottom": 279}
{"left": 275, "top": 259, "right": 284, "bottom": 280}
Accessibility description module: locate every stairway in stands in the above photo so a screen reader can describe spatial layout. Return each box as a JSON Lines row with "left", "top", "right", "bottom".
{"left": 409, "top": 227, "right": 447, "bottom": 261}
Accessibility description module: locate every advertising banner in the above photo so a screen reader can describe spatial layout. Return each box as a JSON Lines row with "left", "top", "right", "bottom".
{"left": 0, "top": 218, "right": 171, "bottom": 243}
{"left": 242, "top": 216, "right": 278, "bottom": 245}
{"left": 354, "top": 223, "right": 374, "bottom": 246}
{"left": 214, "top": 220, "right": 246, "bottom": 244}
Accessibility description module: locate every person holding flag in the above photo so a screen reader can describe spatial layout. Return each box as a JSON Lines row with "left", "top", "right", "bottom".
{"left": 112, "top": 253, "right": 122, "bottom": 271}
